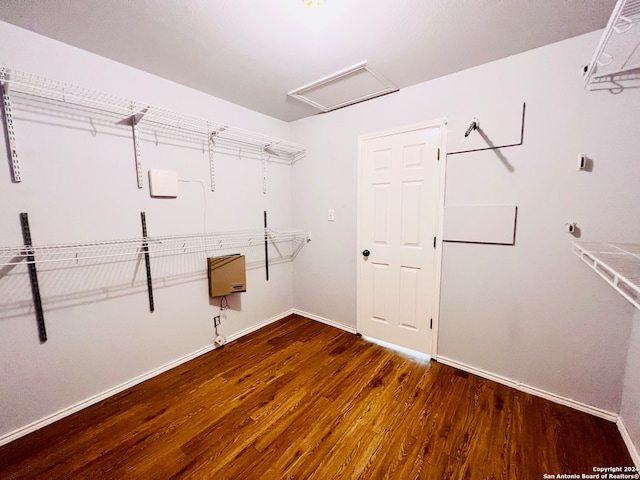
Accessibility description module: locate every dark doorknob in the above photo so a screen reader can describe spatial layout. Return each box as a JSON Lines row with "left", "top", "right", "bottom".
{"left": 362, "top": 249, "right": 370, "bottom": 257}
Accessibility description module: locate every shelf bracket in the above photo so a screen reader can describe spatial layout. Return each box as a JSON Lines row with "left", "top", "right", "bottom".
{"left": 140, "top": 211, "right": 155, "bottom": 313}
{"left": 1, "top": 69, "right": 21, "bottom": 182}
{"left": 262, "top": 157, "right": 268, "bottom": 194}
{"left": 262, "top": 143, "right": 281, "bottom": 194}
{"left": 208, "top": 125, "right": 215, "bottom": 193}
{"left": 208, "top": 126, "right": 226, "bottom": 193}
{"left": 130, "top": 105, "right": 148, "bottom": 189}
{"left": 20, "top": 213, "right": 47, "bottom": 342}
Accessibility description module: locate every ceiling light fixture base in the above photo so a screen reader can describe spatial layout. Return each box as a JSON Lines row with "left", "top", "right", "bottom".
{"left": 302, "top": 0, "right": 327, "bottom": 7}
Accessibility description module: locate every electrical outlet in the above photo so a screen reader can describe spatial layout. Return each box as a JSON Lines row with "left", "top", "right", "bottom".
{"left": 328, "top": 209, "right": 335, "bottom": 221}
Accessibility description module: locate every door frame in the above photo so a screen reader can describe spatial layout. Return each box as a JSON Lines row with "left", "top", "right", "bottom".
{"left": 356, "top": 118, "right": 448, "bottom": 357}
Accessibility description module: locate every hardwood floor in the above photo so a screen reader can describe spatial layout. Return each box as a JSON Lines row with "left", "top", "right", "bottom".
{"left": 0, "top": 314, "right": 633, "bottom": 479}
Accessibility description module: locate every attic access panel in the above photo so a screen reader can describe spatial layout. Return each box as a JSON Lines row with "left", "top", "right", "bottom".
{"left": 288, "top": 62, "right": 398, "bottom": 113}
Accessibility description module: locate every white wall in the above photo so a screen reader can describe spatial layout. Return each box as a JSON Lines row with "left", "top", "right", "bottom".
{"left": 2, "top": 19, "right": 639, "bottom": 460}
{"left": 0, "top": 22, "right": 296, "bottom": 440}
{"left": 621, "top": 309, "right": 640, "bottom": 463}
{"left": 291, "top": 30, "right": 640, "bottom": 420}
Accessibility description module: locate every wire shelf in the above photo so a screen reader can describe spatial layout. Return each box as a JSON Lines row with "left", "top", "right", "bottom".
{"left": 0, "top": 228, "right": 308, "bottom": 268}
{"left": 572, "top": 242, "right": 640, "bottom": 310}
{"left": 584, "top": 0, "right": 640, "bottom": 90}
{"left": 0, "top": 228, "right": 308, "bottom": 320}
{"left": 0, "top": 67, "right": 306, "bottom": 164}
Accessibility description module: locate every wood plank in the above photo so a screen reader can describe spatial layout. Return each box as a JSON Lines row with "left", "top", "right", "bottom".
{"left": 0, "top": 314, "right": 633, "bottom": 479}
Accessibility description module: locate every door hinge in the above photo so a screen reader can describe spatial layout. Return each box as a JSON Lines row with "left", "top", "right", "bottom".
{"left": 437, "top": 148, "right": 440, "bottom": 161}
{"left": 430, "top": 318, "right": 433, "bottom": 329}
{"left": 433, "top": 237, "right": 436, "bottom": 248}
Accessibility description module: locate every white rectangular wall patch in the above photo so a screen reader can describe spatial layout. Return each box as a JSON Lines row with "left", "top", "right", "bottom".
{"left": 148, "top": 170, "right": 178, "bottom": 198}
{"left": 443, "top": 205, "right": 517, "bottom": 245}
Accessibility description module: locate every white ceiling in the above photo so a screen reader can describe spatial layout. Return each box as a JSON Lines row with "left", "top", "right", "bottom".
{"left": 0, "top": 0, "right": 615, "bottom": 122}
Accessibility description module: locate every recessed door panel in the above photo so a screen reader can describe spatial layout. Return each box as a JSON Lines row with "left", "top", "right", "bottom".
{"left": 399, "top": 266, "right": 420, "bottom": 331}
{"left": 372, "top": 263, "right": 390, "bottom": 323}
{"left": 402, "top": 144, "right": 425, "bottom": 169}
{"left": 401, "top": 180, "right": 423, "bottom": 248}
{"left": 372, "top": 183, "right": 391, "bottom": 245}
{"left": 373, "top": 149, "right": 392, "bottom": 172}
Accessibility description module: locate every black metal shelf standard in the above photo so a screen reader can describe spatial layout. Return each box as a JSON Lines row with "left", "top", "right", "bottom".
{"left": 141, "top": 212, "right": 155, "bottom": 313}
{"left": 20, "top": 212, "right": 47, "bottom": 342}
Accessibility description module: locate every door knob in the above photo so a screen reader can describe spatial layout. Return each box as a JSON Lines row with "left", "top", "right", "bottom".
{"left": 362, "top": 249, "right": 370, "bottom": 257}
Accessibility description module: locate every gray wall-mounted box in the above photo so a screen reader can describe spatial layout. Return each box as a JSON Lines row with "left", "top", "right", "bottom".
{"left": 207, "top": 255, "right": 246, "bottom": 297}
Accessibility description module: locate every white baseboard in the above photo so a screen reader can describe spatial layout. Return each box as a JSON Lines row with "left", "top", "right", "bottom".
{"left": 441, "top": 353, "right": 640, "bottom": 465}
{"left": 0, "top": 309, "right": 294, "bottom": 448}
{"left": 226, "top": 309, "right": 294, "bottom": 343}
{"left": 436, "top": 355, "right": 618, "bottom": 422}
{"left": 618, "top": 416, "right": 640, "bottom": 468}
{"left": 292, "top": 309, "right": 357, "bottom": 334}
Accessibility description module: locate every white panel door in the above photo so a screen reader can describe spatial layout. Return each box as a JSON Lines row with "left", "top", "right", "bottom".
{"left": 358, "top": 123, "right": 443, "bottom": 355}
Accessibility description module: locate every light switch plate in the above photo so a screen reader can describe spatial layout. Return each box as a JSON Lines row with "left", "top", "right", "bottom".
{"left": 328, "top": 209, "right": 335, "bottom": 221}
